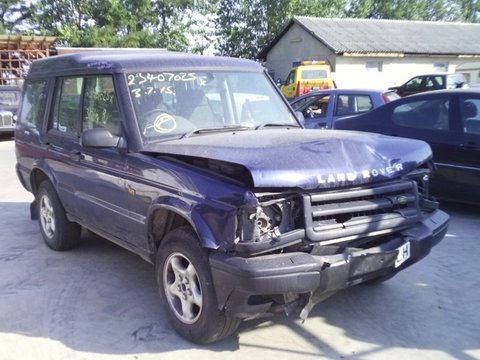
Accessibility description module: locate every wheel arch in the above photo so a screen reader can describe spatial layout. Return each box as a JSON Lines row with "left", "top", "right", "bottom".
{"left": 28, "top": 165, "right": 59, "bottom": 220}
{"left": 147, "top": 198, "right": 221, "bottom": 260}
{"left": 29, "top": 160, "right": 59, "bottom": 196}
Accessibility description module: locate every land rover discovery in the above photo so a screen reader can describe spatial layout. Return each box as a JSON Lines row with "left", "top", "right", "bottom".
{"left": 15, "top": 50, "right": 449, "bottom": 344}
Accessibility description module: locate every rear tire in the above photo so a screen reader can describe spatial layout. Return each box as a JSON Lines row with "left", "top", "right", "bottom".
{"left": 156, "top": 226, "right": 240, "bottom": 344}
{"left": 37, "top": 180, "right": 81, "bottom": 251}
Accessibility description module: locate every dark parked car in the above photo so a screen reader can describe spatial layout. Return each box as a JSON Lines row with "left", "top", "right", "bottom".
{"left": 0, "top": 85, "right": 21, "bottom": 135}
{"left": 334, "top": 88, "right": 480, "bottom": 204}
{"left": 290, "top": 88, "right": 399, "bottom": 128}
{"left": 389, "top": 73, "right": 467, "bottom": 97}
{"left": 15, "top": 50, "right": 449, "bottom": 344}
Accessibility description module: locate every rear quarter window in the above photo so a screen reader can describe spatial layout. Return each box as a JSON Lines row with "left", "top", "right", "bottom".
{"left": 18, "top": 80, "right": 49, "bottom": 132}
{"left": 354, "top": 95, "right": 373, "bottom": 112}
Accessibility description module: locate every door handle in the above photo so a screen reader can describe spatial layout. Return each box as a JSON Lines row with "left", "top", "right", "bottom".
{"left": 459, "top": 142, "right": 477, "bottom": 150}
{"left": 70, "top": 151, "right": 84, "bottom": 161}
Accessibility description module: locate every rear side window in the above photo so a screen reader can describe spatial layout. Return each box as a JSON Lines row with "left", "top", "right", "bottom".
{"left": 424, "top": 76, "right": 444, "bottom": 91}
{"left": 460, "top": 97, "right": 480, "bottom": 134}
{"left": 18, "top": 80, "right": 48, "bottom": 132}
{"left": 335, "top": 94, "right": 373, "bottom": 116}
{"left": 392, "top": 98, "right": 450, "bottom": 130}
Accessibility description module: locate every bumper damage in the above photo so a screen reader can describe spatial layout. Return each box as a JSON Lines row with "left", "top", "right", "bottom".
{"left": 210, "top": 209, "right": 449, "bottom": 320}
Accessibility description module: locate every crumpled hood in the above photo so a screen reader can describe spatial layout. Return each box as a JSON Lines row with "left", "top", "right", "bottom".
{"left": 141, "top": 129, "right": 432, "bottom": 190}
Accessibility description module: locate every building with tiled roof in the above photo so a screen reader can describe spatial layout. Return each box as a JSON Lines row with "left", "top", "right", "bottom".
{"left": 258, "top": 17, "right": 480, "bottom": 88}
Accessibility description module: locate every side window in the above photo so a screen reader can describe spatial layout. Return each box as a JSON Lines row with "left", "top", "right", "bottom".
{"left": 336, "top": 95, "right": 352, "bottom": 115}
{"left": 425, "top": 76, "right": 444, "bottom": 91}
{"left": 460, "top": 98, "right": 480, "bottom": 134}
{"left": 335, "top": 95, "right": 372, "bottom": 116}
{"left": 309, "top": 95, "right": 329, "bottom": 117}
{"left": 18, "top": 80, "right": 48, "bottom": 132}
{"left": 435, "top": 76, "right": 445, "bottom": 88}
{"left": 50, "top": 77, "right": 83, "bottom": 136}
{"left": 406, "top": 76, "right": 422, "bottom": 90}
{"left": 83, "top": 76, "right": 121, "bottom": 136}
{"left": 286, "top": 70, "right": 295, "bottom": 85}
{"left": 392, "top": 98, "right": 450, "bottom": 130}
{"left": 294, "top": 95, "right": 329, "bottom": 118}
{"left": 424, "top": 77, "right": 434, "bottom": 90}
{"left": 354, "top": 95, "right": 373, "bottom": 112}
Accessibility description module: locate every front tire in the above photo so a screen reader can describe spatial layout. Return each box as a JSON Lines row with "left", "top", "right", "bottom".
{"left": 156, "top": 226, "right": 240, "bottom": 344}
{"left": 37, "top": 180, "right": 81, "bottom": 251}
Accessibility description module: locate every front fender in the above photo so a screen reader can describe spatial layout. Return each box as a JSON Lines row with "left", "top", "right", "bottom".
{"left": 148, "top": 195, "right": 238, "bottom": 251}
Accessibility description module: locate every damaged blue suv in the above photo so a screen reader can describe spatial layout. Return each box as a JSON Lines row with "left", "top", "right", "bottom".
{"left": 15, "top": 51, "right": 449, "bottom": 344}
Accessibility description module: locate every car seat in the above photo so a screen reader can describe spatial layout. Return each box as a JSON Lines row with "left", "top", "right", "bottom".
{"left": 180, "top": 89, "right": 220, "bottom": 126}
{"left": 462, "top": 101, "right": 480, "bottom": 133}
{"left": 336, "top": 98, "right": 350, "bottom": 115}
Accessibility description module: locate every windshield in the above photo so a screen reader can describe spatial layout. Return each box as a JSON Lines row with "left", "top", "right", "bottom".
{"left": 0, "top": 90, "right": 19, "bottom": 106}
{"left": 127, "top": 70, "right": 298, "bottom": 140}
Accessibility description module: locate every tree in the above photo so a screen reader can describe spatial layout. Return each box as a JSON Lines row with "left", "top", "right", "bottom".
{"left": 1, "top": 0, "right": 478, "bottom": 55}
{"left": 457, "top": 0, "right": 480, "bottom": 22}
{"left": 29, "top": 0, "right": 194, "bottom": 50}
{"left": 346, "top": 0, "right": 464, "bottom": 21}
{"left": 214, "top": 0, "right": 349, "bottom": 59}
{"left": 0, "top": 0, "right": 33, "bottom": 32}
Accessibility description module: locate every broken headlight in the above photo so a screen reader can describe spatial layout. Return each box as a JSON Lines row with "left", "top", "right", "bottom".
{"left": 237, "top": 194, "right": 301, "bottom": 244}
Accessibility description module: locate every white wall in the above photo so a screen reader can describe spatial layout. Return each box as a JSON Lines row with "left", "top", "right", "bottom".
{"left": 263, "top": 24, "right": 475, "bottom": 90}
{"left": 455, "top": 62, "right": 480, "bottom": 84}
{"left": 335, "top": 56, "right": 467, "bottom": 89}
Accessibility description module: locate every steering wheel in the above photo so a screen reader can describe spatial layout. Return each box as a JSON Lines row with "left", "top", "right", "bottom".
{"left": 306, "top": 107, "right": 315, "bottom": 118}
{"left": 143, "top": 110, "right": 177, "bottom": 135}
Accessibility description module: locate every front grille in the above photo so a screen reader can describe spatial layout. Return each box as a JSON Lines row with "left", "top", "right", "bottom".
{"left": 0, "top": 112, "right": 13, "bottom": 127}
{"left": 303, "top": 180, "right": 421, "bottom": 245}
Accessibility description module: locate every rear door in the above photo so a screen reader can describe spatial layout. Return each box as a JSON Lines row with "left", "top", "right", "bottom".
{"left": 46, "top": 76, "right": 86, "bottom": 219}
{"left": 46, "top": 75, "right": 141, "bottom": 246}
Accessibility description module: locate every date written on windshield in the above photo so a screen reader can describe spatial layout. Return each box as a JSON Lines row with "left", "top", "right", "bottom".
{"left": 127, "top": 72, "right": 197, "bottom": 86}
{"left": 127, "top": 72, "right": 197, "bottom": 98}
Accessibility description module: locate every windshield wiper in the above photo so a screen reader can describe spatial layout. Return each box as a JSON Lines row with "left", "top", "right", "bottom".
{"left": 181, "top": 125, "right": 252, "bottom": 138}
{"left": 255, "top": 123, "right": 301, "bottom": 130}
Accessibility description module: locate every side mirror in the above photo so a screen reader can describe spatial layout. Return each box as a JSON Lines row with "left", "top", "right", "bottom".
{"left": 81, "top": 127, "right": 120, "bottom": 148}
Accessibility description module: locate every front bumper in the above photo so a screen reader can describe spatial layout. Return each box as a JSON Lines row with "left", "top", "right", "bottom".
{"left": 0, "top": 125, "right": 15, "bottom": 134}
{"left": 210, "top": 209, "right": 449, "bottom": 319}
